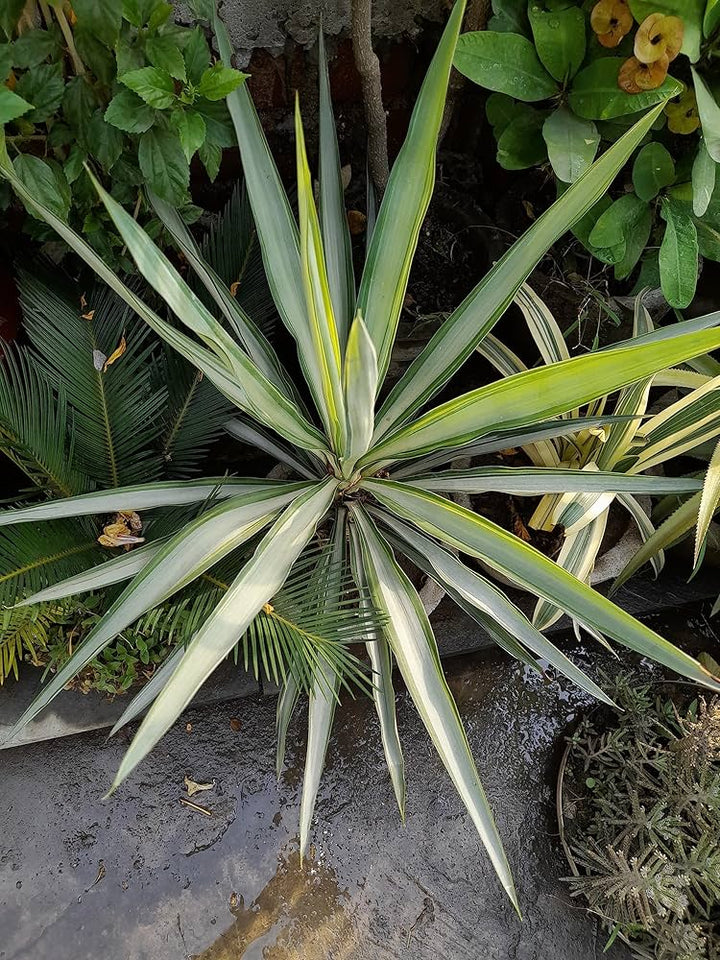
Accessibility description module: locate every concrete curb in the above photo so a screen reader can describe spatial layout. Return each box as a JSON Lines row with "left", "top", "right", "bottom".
{"left": 1, "top": 568, "right": 716, "bottom": 750}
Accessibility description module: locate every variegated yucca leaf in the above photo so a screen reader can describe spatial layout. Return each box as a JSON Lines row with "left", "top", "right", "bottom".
{"left": 3, "top": 0, "right": 720, "bottom": 912}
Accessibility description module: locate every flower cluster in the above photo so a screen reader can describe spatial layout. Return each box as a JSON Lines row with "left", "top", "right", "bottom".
{"left": 591, "top": 2, "right": 686, "bottom": 100}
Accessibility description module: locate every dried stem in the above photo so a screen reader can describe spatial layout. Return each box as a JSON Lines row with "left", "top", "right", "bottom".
{"left": 351, "top": 0, "right": 389, "bottom": 195}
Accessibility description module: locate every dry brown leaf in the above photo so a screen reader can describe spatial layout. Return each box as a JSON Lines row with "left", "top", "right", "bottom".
{"left": 103, "top": 334, "right": 127, "bottom": 373}
{"left": 184, "top": 775, "right": 215, "bottom": 797}
{"left": 81, "top": 310, "right": 95, "bottom": 321}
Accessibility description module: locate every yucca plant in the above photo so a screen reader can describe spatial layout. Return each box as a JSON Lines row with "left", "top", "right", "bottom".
{"left": 444, "top": 283, "right": 719, "bottom": 632}
{"left": 4, "top": 1, "right": 720, "bottom": 907}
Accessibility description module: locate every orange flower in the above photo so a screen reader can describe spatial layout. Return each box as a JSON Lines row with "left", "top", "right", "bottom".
{"left": 618, "top": 55, "right": 669, "bottom": 93}
{"left": 665, "top": 88, "right": 701, "bottom": 133}
{"left": 591, "top": 0, "right": 634, "bottom": 48}
{"left": 634, "top": 13, "right": 684, "bottom": 64}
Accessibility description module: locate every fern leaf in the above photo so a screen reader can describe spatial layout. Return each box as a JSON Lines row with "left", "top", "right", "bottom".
{"left": 158, "top": 349, "right": 234, "bottom": 478}
{"left": 18, "top": 270, "right": 167, "bottom": 488}
{"left": 0, "top": 520, "right": 103, "bottom": 607}
{"left": 0, "top": 345, "right": 87, "bottom": 497}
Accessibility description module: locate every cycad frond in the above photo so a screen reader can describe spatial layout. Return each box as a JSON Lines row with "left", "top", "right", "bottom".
{"left": 199, "top": 182, "right": 277, "bottom": 336}
{"left": 158, "top": 349, "right": 234, "bottom": 478}
{"left": 136, "top": 541, "right": 377, "bottom": 694}
{"left": 0, "top": 345, "right": 87, "bottom": 498}
{"left": 18, "top": 271, "right": 167, "bottom": 488}
{"left": 0, "top": 520, "right": 104, "bottom": 607}
{"left": 0, "top": 603, "right": 55, "bottom": 684}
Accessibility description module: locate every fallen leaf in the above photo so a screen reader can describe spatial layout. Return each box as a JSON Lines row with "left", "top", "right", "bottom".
{"left": 341, "top": 164, "right": 352, "bottom": 190}
{"left": 347, "top": 209, "right": 367, "bottom": 235}
{"left": 184, "top": 774, "right": 215, "bottom": 797}
{"left": 229, "top": 718, "right": 241, "bottom": 732}
{"left": 103, "top": 334, "right": 127, "bottom": 373}
{"left": 230, "top": 281, "right": 240, "bottom": 297}
{"left": 186, "top": 723, "right": 193, "bottom": 733}
{"left": 81, "top": 310, "right": 95, "bottom": 321}
{"left": 92, "top": 350, "right": 106, "bottom": 371}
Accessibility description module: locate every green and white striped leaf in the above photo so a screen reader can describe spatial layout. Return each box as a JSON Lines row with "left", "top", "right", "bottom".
{"left": 514, "top": 282, "right": 569, "bottom": 366}
{"left": 0, "top": 478, "right": 286, "bottom": 526}
{"left": 110, "top": 644, "right": 185, "bottom": 736}
{"left": 533, "top": 512, "right": 608, "bottom": 631}
{"left": 363, "top": 479, "right": 720, "bottom": 691}
{"left": 295, "top": 99, "right": 346, "bottom": 451}
{"left": 612, "top": 492, "right": 702, "bottom": 594}
{"left": 6, "top": 484, "right": 310, "bottom": 743}
{"left": 357, "top": 0, "right": 466, "bottom": 380}
{"left": 366, "top": 323, "right": 720, "bottom": 466}
{"left": 110, "top": 478, "right": 337, "bottom": 789}
{"left": 342, "top": 312, "right": 378, "bottom": 469}
{"left": 618, "top": 493, "right": 664, "bottom": 578}
{"left": 389, "top": 416, "right": 634, "bottom": 480}
{"left": 148, "top": 191, "right": 296, "bottom": 398}
{"left": 0, "top": 136, "right": 327, "bottom": 454}
{"left": 16, "top": 538, "right": 167, "bottom": 606}
{"left": 350, "top": 502, "right": 518, "bottom": 910}
{"left": 373, "top": 103, "right": 669, "bottom": 439}
{"left": 349, "top": 526, "right": 405, "bottom": 817}
{"left": 224, "top": 419, "right": 319, "bottom": 480}
{"left": 408, "top": 466, "right": 701, "bottom": 497}
{"left": 298, "top": 512, "right": 346, "bottom": 858}
{"left": 377, "top": 511, "right": 614, "bottom": 706}
{"left": 696, "top": 439, "right": 720, "bottom": 565}
{"left": 318, "top": 31, "right": 355, "bottom": 343}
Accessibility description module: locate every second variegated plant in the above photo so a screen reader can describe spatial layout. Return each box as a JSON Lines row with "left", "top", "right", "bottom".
{"left": 3, "top": 0, "right": 720, "bottom": 910}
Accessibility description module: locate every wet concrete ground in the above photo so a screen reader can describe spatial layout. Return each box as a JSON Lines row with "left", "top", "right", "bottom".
{"left": 5, "top": 605, "right": 718, "bottom": 959}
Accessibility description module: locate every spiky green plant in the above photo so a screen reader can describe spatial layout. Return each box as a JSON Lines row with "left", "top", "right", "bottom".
{"left": 3, "top": 1, "right": 720, "bottom": 907}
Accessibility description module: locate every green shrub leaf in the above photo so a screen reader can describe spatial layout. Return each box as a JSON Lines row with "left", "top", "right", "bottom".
{"left": 692, "top": 140, "right": 716, "bottom": 217}
{"left": 543, "top": 106, "right": 599, "bottom": 183}
{"left": 496, "top": 105, "right": 547, "bottom": 169}
{"left": 453, "top": 30, "right": 557, "bottom": 102}
{"left": 170, "top": 109, "right": 206, "bottom": 161}
{"left": 138, "top": 127, "right": 189, "bottom": 203}
{"left": 569, "top": 59, "right": 682, "bottom": 120}
{"left": 104, "top": 88, "right": 156, "bottom": 133}
{"left": 659, "top": 198, "right": 699, "bottom": 308}
{"left": 73, "top": 0, "right": 122, "bottom": 47}
{"left": 528, "top": 2, "right": 586, "bottom": 82}
{"left": 0, "top": 86, "right": 32, "bottom": 124}
{"left": 88, "top": 111, "right": 124, "bottom": 170}
{"left": 197, "top": 62, "right": 247, "bottom": 101}
{"left": 13, "top": 154, "right": 69, "bottom": 220}
{"left": 691, "top": 67, "right": 720, "bottom": 162}
{"left": 146, "top": 35, "right": 187, "bottom": 81}
{"left": 632, "top": 142, "right": 675, "bottom": 201}
{"left": 15, "top": 62, "right": 64, "bottom": 124}
{"left": 120, "top": 66, "right": 176, "bottom": 109}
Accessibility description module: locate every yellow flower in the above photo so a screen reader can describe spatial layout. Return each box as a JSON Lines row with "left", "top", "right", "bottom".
{"left": 665, "top": 88, "right": 701, "bottom": 134}
{"left": 634, "top": 13, "right": 684, "bottom": 64}
{"left": 618, "top": 55, "right": 669, "bottom": 93}
{"left": 590, "top": 0, "right": 634, "bottom": 48}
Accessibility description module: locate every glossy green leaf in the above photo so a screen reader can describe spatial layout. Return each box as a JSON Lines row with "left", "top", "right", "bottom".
{"left": 692, "top": 67, "right": 720, "bottom": 162}
{"left": 528, "top": 2, "right": 586, "bottom": 82}
{"left": 632, "top": 143, "right": 675, "bottom": 202}
{"left": 453, "top": 30, "right": 557, "bottom": 101}
{"left": 692, "top": 139, "right": 716, "bottom": 217}
{"left": 569, "top": 59, "right": 682, "bottom": 120}
{"left": 543, "top": 107, "right": 599, "bottom": 183}
{"left": 659, "top": 198, "right": 698, "bottom": 309}
{"left": 496, "top": 106, "right": 547, "bottom": 169}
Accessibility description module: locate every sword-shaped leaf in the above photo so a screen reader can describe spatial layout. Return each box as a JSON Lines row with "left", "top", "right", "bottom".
{"left": 363, "top": 479, "right": 720, "bottom": 691}
{"left": 374, "top": 103, "right": 668, "bottom": 438}
{"left": 350, "top": 503, "right": 519, "bottom": 911}
{"left": 110, "top": 478, "right": 337, "bottom": 789}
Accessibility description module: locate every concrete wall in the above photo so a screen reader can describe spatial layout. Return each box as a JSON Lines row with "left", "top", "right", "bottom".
{"left": 180, "top": 0, "right": 446, "bottom": 61}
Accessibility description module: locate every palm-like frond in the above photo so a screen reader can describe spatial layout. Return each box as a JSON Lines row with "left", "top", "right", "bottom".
{"left": 19, "top": 271, "right": 167, "bottom": 488}
{"left": 0, "top": 345, "right": 87, "bottom": 497}
{"left": 0, "top": 520, "right": 103, "bottom": 607}
{"left": 199, "top": 182, "right": 277, "bottom": 336}
{"left": 158, "top": 349, "right": 234, "bottom": 478}
{"left": 0, "top": 602, "right": 60, "bottom": 685}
